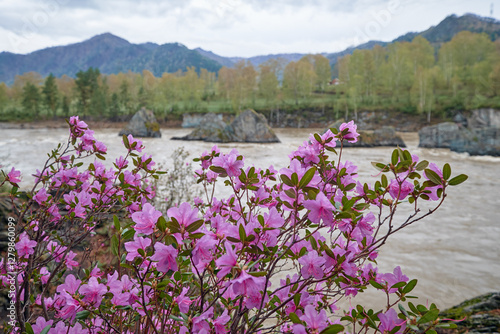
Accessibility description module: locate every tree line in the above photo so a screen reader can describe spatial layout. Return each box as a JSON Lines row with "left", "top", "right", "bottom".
{"left": 1, "top": 31, "right": 499, "bottom": 122}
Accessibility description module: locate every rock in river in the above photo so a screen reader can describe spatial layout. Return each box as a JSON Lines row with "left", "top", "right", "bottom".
{"left": 119, "top": 108, "right": 161, "bottom": 138}
{"left": 172, "top": 109, "right": 280, "bottom": 143}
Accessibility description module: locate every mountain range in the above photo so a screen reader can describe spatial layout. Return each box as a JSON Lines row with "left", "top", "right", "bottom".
{"left": 1, "top": 13, "right": 499, "bottom": 84}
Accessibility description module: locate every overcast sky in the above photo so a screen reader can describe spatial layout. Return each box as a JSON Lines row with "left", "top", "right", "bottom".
{"left": 0, "top": 0, "right": 498, "bottom": 57}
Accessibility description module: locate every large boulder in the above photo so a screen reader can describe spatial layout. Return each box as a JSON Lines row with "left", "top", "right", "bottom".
{"left": 419, "top": 109, "right": 500, "bottom": 156}
{"left": 173, "top": 113, "right": 233, "bottom": 142}
{"left": 173, "top": 109, "right": 280, "bottom": 143}
{"left": 418, "top": 122, "right": 460, "bottom": 148}
{"left": 439, "top": 292, "right": 500, "bottom": 334}
{"left": 230, "top": 109, "right": 280, "bottom": 143}
{"left": 119, "top": 108, "right": 161, "bottom": 138}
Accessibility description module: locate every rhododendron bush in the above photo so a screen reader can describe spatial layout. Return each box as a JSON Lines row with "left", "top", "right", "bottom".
{"left": 0, "top": 117, "right": 468, "bottom": 334}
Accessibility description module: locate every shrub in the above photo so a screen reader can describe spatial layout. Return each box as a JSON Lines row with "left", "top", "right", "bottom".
{"left": 0, "top": 117, "right": 466, "bottom": 333}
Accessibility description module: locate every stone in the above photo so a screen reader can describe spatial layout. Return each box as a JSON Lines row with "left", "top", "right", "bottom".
{"left": 419, "top": 110, "right": 500, "bottom": 156}
{"left": 173, "top": 113, "right": 233, "bottom": 142}
{"left": 172, "top": 109, "right": 280, "bottom": 143}
{"left": 468, "top": 108, "right": 500, "bottom": 129}
{"left": 450, "top": 127, "right": 500, "bottom": 156}
{"left": 439, "top": 292, "right": 500, "bottom": 334}
{"left": 229, "top": 109, "right": 280, "bottom": 143}
{"left": 418, "top": 122, "right": 460, "bottom": 148}
{"left": 119, "top": 108, "right": 161, "bottom": 138}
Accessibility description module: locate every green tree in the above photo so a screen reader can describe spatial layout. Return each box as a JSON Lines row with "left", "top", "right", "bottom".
{"left": 283, "top": 57, "right": 316, "bottom": 105}
{"left": 75, "top": 67, "right": 100, "bottom": 117}
{"left": 258, "top": 62, "right": 279, "bottom": 103}
{"left": 22, "top": 82, "right": 42, "bottom": 118}
{"left": 42, "top": 73, "right": 59, "bottom": 118}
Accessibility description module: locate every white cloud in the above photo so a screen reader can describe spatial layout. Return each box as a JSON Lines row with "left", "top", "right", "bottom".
{"left": 0, "top": 0, "right": 498, "bottom": 57}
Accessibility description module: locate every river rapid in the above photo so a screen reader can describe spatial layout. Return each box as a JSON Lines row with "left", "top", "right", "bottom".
{"left": 1, "top": 127, "right": 499, "bottom": 311}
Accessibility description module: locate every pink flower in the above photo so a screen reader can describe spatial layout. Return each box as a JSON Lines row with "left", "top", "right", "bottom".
{"left": 7, "top": 167, "right": 21, "bottom": 183}
{"left": 150, "top": 242, "right": 178, "bottom": 272}
{"left": 125, "top": 236, "right": 151, "bottom": 261}
{"left": 230, "top": 270, "right": 266, "bottom": 302}
{"left": 79, "top": 277, "right": 107, "bottom": 306}
{"left": 56, "top": 274, "right": 81, "bottom": 295}
{"left": 382, "top": 266, "right": 409, "bottom": 293}
{"left": 32, "top": 317, "right": 53, "bottom": 334}
{"left": 167, "top": 202, "right": 199, "bottom": 228}
{"left": 212, "top": 149, "right": 244, "bottom": 177}
{"left": 303, "top": 192, "right": 335, "bottom": 225}
{"left": 192, "top": 235, "right": 216, "bottom": 271}
{"left": 33, "top": 187, "right": 49, "bottom": 205}
{"left": 378, "top": 308, "right": 406, "bottom": 333}
{"left": 298, "top": 250, "right": 326, "bottom": 279}
{"left": 299, "top": 305, "right": 328, "bottom": 332}
{"left": 15, "top": 232, "right": 37, "bottom": 258}
{"left": 216, "top": 243, "right": 238, "bottom": 278}
{"left": 132, "top": 203, "right": 162, "bottom": 235}
{"left": 339, "top": 120, "right": 360, "bottom": 143}
{"left": 213, "top": 309, "right": 230, "bottom": 334}
{"left": 174, "top": 287, "right": 192, "bottom": 313}
{"left": 125, "top": 134, "right": 144, "bottom": 152}
{"left": 388, "top": 179, "right": 414, "bottom": 200}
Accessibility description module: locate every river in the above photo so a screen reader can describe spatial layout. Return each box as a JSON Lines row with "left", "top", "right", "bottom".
{"left": 1, "top": 127, "right": 499, "bottom": 311}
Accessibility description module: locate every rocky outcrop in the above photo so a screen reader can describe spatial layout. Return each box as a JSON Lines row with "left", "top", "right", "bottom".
{"left": 418, "top": 109, "right": 500, "bottom": 156}
{"left": 174, "top": 113, "right": 233, "bottom": 142}
{"left": 119, "top": 108, "right": 161, "bottom": 138}
{"left": 439, "top": 292, "right": 500, "bottom": 334}
{"left": 418, "top": 122, "right": 460, "bottom": 148}
{"left": 173, "top": 109, "right": 280, "bottom": 143}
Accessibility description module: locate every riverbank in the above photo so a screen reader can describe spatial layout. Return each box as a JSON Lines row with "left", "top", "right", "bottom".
{"left": 0, "top": 109, "right": 446, "bottom": 132}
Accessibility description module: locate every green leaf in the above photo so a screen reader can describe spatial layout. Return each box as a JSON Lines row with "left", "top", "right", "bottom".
{"left": 381, "top": 174, "right": 388, "bottom": 188}
{"left": 442, "top": 163, "right": 451, "bottom": 180}
{"left": 402, "top": 279, "right": 418, "bottom": 294}
{"left": 25, "top": 323, "right": 35, "bottom": 334}
{"left": 298, "top": 167, "right": 317, "bottom": 189}
{"left": 417, "top": 308, "right": 440, "bottom": 324}
{"left": 239, "top": 224, "right": 247, "bottom": 243}
{"left": 390, "top": 281, "right": 406, "bottom": 289}
{"left": 280, "top": 174, "right": 295, "bottom": 187}
{"left": 371, "top": 162, "right": 390, "bottom": 172}
{"left": 289, "top": 312, "right": 302, "bottom": 324}
{"left": 113, "top": 215, "right": 121, "bottom": 231}
{"left": 391, "top": 149, "right": 399, "bottom": 166}
{"left": 122, "top": 228, "right": 135, "bottom": 240}
{"left": 248, "top": 271, "right": 267, "bottom": 277}
{"left": 111, "top": 235, "right": 119, "bottom": 256}
{"left": 291, "top": 172, "right": 299, "bottom": 186}
{"left": 369, "top": 280, "right": 384, "bottom": 289}
{"left": 424, "top": 169, "right": 442, "bottom": 185}
{"left": 40, "top": 325, "right": 52, "bottom": 334}
{"left": 186, "top": 219, "right": 204, "bottom": 233}
{"left": 122, "top": 134, "right": 130, "bottom": 149}
{"left": 426, "top": 330, "right": 437, "bottom": 334}
{"left": 75, "top": 310, "right": 91, "bottom": 320}
{"left": 448, "top": 174, "right": 468, "bottom": 186}
{"left": 157, "top": 216, "right": 167, "bottom": 232}
{"left": 416, "top": 160, "right": 429, "bottom": 171}
{"left": 320, "top": 324, "right": 344, "bottom": 334}
{"left": 398, "top": 304, "right": 409, "bottom": 319}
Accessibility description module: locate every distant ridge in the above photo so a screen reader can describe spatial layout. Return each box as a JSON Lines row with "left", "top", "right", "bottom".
{"left": 0, "top": 33, "right": 222, "bottom": 84}
{"left": 1, "top": 13, "right": 500, "bottom": 84}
